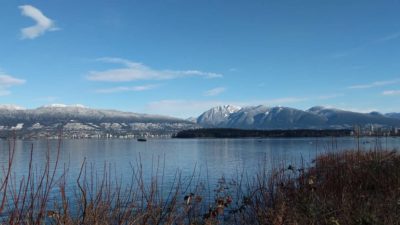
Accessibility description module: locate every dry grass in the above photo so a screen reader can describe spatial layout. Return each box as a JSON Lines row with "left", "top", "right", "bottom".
{"left": 1, "top": 138, "right": 399, "bottom": 224}
{"left": 245, "top": 150, "right": 400, "bottom": 225}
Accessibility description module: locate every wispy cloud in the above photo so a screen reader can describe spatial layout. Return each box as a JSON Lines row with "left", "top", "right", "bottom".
{"left": 0, "top": 104, "right": 25, "bottom": 110}
{"left": 340, "top": 107, "right": 379, "bottom": 113}
{"left": 382, "top": 90, "right": 400, "bottom": 96}
{"left": 316, "top": 94, "right": 344, "bottom": 100}
{"left": 87, "top": 57, "right": 222, "bottom": 82}
{"left": 0, "top": 74, "right": 26, "bottom": 86}
{"left": 263, "top": 97, "right": 308, "bottom": 105}
{"left": 0, "top": 73, "right": 26, "bottom": 96}
{"left": 95, "top": 84, "right": 160, "bottom": 93}
{"left": 376, "top": 32, "right": 400, "bottom": 43}
{"left": 348, "top": 79, "right": 400, "bottom": 89}
{"left": 19, "top": 5, "right": 59, "bottom": 39}
{"left": 203, "top": 87, "right": 226, "bottom": 96}
{"left": 331, "top": 46, "right": 364, "bottom": 58}
{"left": 332, "top": 32, "right": 400, "bottom": 58}
{"left": 229, "top": 68, "right": 238, "bottom": 72}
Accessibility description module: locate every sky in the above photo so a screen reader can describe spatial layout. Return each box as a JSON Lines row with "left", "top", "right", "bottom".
{"left": 1, "top": 0, "right": 400, "bottom": 118}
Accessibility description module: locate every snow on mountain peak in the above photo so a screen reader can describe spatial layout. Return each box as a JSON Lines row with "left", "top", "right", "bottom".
{"left": 41, "top": 104, "right": 87, "bottom": 108}
{"left": 307, "top": 106, "right": 327, "bottom": 112}
{"left": 209, "top": 105, "right": 241, "bottom": 114}
{"left": 224, "top": 105, "right": 241, "bottom": 113}
{"left": 196, "top": 105, "right": 241, "bottom": 126}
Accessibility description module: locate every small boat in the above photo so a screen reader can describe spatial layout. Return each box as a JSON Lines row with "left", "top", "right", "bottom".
{"left": 137, "top": 138, "right": 147, "bottom": 142}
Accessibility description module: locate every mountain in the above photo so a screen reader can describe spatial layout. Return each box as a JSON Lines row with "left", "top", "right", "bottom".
{"left": 196, "top": 105, "right": 241, "bottom": 127}
{"left": 198, "top": 105, "right": 326, "bottom": 129}
{"left": 197, "top": 105, "right": 400, "bottom": 129}
{"left": 227, "top": 106, "right": 327, "bottom": 129}
{"left": 386, "top": 113, "right": 400, "bottom": 120}
{"left": 0, "top": 104, "right": 196, "bottom": 138}
{"left": 2, "top": 104, "right": 400, "bottom": 138}
{"left": 307, "top": 106, "right": 400, "bottom": 128}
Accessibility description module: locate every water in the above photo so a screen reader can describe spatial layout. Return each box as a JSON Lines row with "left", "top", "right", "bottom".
{"left": 1, "top": 137, "right": 399, "bottom": 185}
{"left": 1, "top": 136, "right": 399, "bottom": 218}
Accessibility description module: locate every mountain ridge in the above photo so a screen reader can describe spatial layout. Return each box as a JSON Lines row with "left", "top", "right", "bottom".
{"left": 1, "top": 104, "right": 400, "bottom": 138}
{"left": 0, "top": 104, "right": 196, "bottom": 138}
{"left": 197, "top": 105, "right": 400, "bottom": 130}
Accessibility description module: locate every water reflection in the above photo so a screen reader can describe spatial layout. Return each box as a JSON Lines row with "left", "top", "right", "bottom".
{"left": 1, "top": 137, "right": 399, "bottom": 185}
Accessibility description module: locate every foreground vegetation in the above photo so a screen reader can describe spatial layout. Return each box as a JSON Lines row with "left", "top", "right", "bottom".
{"left": 0, "top": 138, "right": 399, "bottom": 224}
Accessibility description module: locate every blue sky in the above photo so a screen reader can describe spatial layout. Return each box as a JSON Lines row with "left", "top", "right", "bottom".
{"left": 1, "top": 0, "right": 400, "bottom": 118}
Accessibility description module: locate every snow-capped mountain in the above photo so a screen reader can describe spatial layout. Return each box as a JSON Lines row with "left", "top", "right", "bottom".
{"left": 0, "top": 104, "right": 183, "bottom": 124}
{"left": 196, "top": 105, "right": 241, "bottom": 127}
{"left": 2, "top": 103, "right": 400, "bottom": 138}
{"left": 0, "top": 104, "right": 196, "bottom": 138}
{"left": 197, "top": 105, "right": 400, "bottom": 129}
{"left": 198, "top": 105, "right": 326, "bottom": 129}
{"left": 226, "top": 105, "right": 327, "bottom": 129}
{"left": 307, "top": 106, "right": 399, "bottom": 127}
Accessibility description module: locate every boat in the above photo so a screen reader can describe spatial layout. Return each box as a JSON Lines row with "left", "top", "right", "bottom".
{"left": 137, "top": 138, "right": 147, "bottom": 142}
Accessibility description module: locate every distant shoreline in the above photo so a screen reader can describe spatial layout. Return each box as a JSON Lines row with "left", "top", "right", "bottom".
{"left": 173, "top": 128, "right": 354, "bottom": 138}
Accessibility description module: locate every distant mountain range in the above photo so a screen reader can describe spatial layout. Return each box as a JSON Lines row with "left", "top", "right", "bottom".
{"left": 0, "top": 104, "right": 195, "bottom": 138}
{"left": 0, "top": 104, "right": 183, "bottom": 125}
{"left": 386, "top": 113, "right": 400, "bottom": 120}
{"left": 1, "top": 104, "right": 400, "bottom": 138}
{"left": 197, "top": 105, "right": 400, "bottom": 130}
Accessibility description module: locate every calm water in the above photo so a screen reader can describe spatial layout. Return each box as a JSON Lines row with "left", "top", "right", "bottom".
{"left": 0, "top": 136, "right": 399, "bottom": 216}
{"left": 1, "top": 137, "right": 400, "bottom": 185}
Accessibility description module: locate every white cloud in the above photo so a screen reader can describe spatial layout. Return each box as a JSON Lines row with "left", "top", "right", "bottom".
{"left": 341, "top": 107, "right": 379, "bottom": 113}
{"left": 95, "top": 84, "right": 160, "bottom": 93}
{"left": 0, "top": 104, "right": 25, "bottom": 110}
{"left": 96, "top": 57, "right": 137, "bottom": 67}
{"left": 42, "top": 103, "right": 87, "bottom": 108}
{"left": 87, "top": 57, "right": 222, "bottom": 82}
{"left": 19, "top": 5, "right": 59, "bottom": 39}
{"left": 382, "top": 90, "right": 400, "bottom": 96}
{"left": 348, "top": 79, "right": 400, "bottom": 89}
{"left": 0, "top": 74, "right": 26, "bottom": 86}
{"left": 0, "top": 73, "right": 26, "bottom": 96}
{"left": 203, "top": 87, "right": 226, "bottom": 96}
{"left": 229, "top": 68, "right": 238, "bottom": 72}
{"left": 316, "top": 94, "right": 344, "bottom": 100}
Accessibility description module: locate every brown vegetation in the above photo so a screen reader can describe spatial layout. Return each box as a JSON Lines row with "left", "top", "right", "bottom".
{"left": 243, "top": 150, "right": 400, "bottom": 225}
